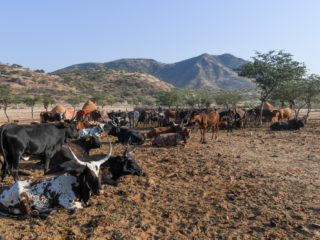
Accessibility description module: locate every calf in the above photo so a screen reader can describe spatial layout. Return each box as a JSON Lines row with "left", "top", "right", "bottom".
{"left": 152, "top": 129, "right": 191, "bottom": 147}
{"left": 270, "top": 119, "right": 304, "bottom": 131}
{"left": 108, "top": 127, "right": 145, "bottom": 145}
{"left": 0, "top": 144, "right": 112, "bottom": 215}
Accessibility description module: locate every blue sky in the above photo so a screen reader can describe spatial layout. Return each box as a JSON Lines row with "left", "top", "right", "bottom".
{"left": 1, "top": 0, "right": 319, "bottom": 73}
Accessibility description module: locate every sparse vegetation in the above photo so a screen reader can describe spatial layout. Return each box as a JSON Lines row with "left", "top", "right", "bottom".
{"left": 239, "top": 50, "right": 306, "bottom": 125}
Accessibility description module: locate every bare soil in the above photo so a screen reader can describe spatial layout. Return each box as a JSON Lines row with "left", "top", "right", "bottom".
{"left": 0, "top": 110, "right": 320, "bottom": 239}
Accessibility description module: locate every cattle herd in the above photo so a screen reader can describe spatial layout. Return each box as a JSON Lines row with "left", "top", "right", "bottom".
{"left": 0, "top": 102, "right": 306, "bottom": 217}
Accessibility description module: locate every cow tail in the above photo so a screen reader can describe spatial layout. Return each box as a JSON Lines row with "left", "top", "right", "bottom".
{"left": 0, "top": 125, "right": 7, "bottom": 179}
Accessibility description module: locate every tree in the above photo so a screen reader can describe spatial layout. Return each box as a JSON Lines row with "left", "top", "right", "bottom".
{"left": 42, "top": 95, "right": 55, "bottom": 111}
{"left": 66, "top": 96, "right": 82, "bottom": 112}
{"left": 105, "top": 94, "right": 116, "bottom": 107}
{"left": 0, "top": 85, "right": 14, "bottom": 122}
{"left": 156, "top": 89, "right": 184, "bottom": 109}
{"left": 238, "top": 50, "right": 306, "bottom": 125}
{"left": 214, "top": 90, "right": 246, "bottom": 109}
{"left": 92, "top": 93, "right": 117, "bottom": 111}
{"left": 184, "top": 88, "right": 197, "bottom": 108}
{"left": 25, "top": 97, "right": 39, "bottom": 119}
{"left": 194, "top": 89, "right": 213, "bottom": 109}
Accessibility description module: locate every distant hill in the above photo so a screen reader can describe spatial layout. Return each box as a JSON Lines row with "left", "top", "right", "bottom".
{"left": 0, "top": 64, "right": 77, "bottom": 98}
{"left": 54, "top": 53, "right": 254, "bottom": 89}
{"left": 0, "top": 64, "right": 173, "bottom": 102}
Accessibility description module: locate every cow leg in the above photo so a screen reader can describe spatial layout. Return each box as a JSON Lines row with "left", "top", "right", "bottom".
{"left": 44, "top": 152, "right": 53, "bottom": 172}
{"left": 215, "top": 123, "right": 219, "bottom": 140}
{"left": 7, "top": 152, "right": 21, "bottom": 181}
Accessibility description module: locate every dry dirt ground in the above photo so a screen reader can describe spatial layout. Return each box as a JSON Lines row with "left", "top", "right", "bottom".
{"left": 0, "top": 110, "right": 320, "bottom": 239}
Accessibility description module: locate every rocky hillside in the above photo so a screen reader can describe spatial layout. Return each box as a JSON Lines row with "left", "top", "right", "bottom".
{"left": 55, "top": 66, "right": 174, "bottom": 101}
{"left": 54, "top": 53, "right": 254, "bottom": 89}
{"left": 0, "top": 64, "right": 173, "bottom": 102}
{"left": 0, "top": 64, "right": 77, "bottom": 98}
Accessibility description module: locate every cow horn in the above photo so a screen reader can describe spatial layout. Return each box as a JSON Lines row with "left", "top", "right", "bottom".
{"left": 95, "top": 142, "right": 112, "bottom": 166}
{"left": 172, "top": 121, "right": 178, "bottom": 126}
{"left": 67, "top": 145, "right": 87, "bottom": 166}
{"left": 111, "top": 119, "right": 117, "bottom": 127}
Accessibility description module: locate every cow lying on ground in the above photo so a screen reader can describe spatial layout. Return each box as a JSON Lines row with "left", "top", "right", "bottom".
{"left": 270, "top": 119, "right": 305, "bottom": 131}
{"left": 108, "top": 127, "right": 145, "bottom": 145}
{"left": 47, "top": 143, "right": 144, "bottom": 187}
{"left": 152, "top": 128, "right": 191, "bottom": 147}
{"left": 78, "top": 123, "right": 105, "bottom": 138}
{"left": 48, "top": 136, "right": 101, "bottom": 169}
{"left": 146, "top": 123, "right": 185, "bottom": 139}
{"left": 100, "top": 145, "right": 145, "bottom": 186}
{"left": 0, "top": 144, "right": 112, "bottom": 215}
{"left": 0, "top": 121, "right": 79, "bottom": 181}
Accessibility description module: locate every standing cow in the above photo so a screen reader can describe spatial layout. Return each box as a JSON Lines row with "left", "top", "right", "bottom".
{"left": 0, "top": 121, "right": 79, "bottom": 181}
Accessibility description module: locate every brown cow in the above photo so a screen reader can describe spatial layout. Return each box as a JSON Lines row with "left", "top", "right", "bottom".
{"left": 152, "top": 129, "right": 191, "bottom": 147}
{"left": 164, "top": 110, "right": 177, "bottom": 120}
{"left": 190, "top": 112, "right": 220, "bottom": 143}
{"left": 146, "top": 123, "right": 185, "bottom": 139}
{"left": 76, "top": 121, "right": 98, "bottom": 131}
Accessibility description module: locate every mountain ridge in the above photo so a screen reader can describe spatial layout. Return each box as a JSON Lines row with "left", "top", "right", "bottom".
{"left": 53, "top": 53, "right": 254, "bottom": 89}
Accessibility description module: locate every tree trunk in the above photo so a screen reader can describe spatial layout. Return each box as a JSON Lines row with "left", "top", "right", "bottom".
{"left": 305, "top": 102, "right": 312, "bottom": 123}
{"left": 4, "top": 105, "right": 9, "bottom": 122}
{"left": 259, "top": 100, "right": 265, "bottom": 127}
{"left": 31, "top": 106, "right": 34, "bottom": 119}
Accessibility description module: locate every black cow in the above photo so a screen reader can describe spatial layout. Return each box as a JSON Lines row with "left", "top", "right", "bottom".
{"left": 48, "top": 136, "right": 101, "bottom": 169}
{"left": 100, "top": 146, "right": 145, "bottom": 186}
{"left": 108, "top": 127, "right": 145, "bottom": 145}
{"left": 40, "top": 112, "right": 65, "bottom": 123}
{"left": 270, "top": 119, "right": 305, "bottom": 131}
{"left": 108, "top": 111, "right": 127, "bottom": 121}
{"left": 0, "top": 121, "right": 79, "bottom": 181}
{"left": 128, "top": 111, "right": 140, "bottom": 128}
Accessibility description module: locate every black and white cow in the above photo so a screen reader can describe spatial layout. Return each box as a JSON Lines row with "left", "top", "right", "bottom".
{"left": 0, "top": 143, "right": 112, "bottom": 215}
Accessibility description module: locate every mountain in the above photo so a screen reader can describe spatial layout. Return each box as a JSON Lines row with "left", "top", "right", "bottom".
{"left": 0, "top": 64, "right": 173, "bottom": 102}
{"left": 54, "top": 53, "right": 254, "bottom": 89}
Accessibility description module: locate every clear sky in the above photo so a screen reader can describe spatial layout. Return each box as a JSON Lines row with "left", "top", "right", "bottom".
{"left": 1, "top": 0, "right": 319, "bottom": 73}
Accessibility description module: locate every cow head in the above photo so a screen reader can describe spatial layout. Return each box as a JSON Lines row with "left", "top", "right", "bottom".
{"left": 62, "top": 120, "right": 79, "bottom": 141}
{"left": 122, "top": 147, "right": 144, "bottom": 176}
{"left": 294, "top": 119, "right": 305, "bottom": 129}
{"left": 67, "top": 143, "right": 112, "bottom": 201}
